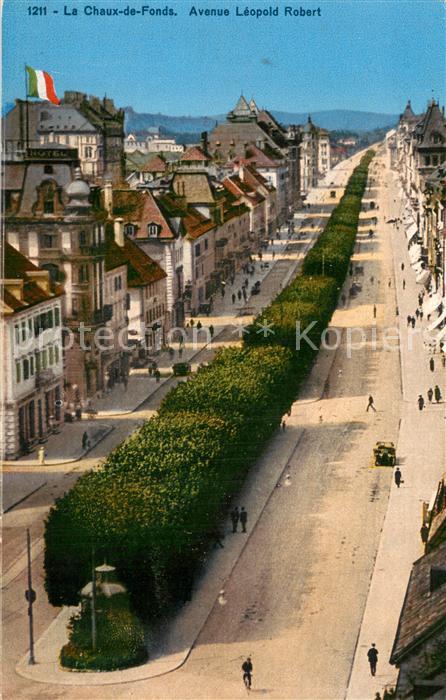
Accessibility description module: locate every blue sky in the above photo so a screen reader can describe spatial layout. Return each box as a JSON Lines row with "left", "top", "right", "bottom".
{"left": 3, "top": 0, "right": 445, "bottom": 116}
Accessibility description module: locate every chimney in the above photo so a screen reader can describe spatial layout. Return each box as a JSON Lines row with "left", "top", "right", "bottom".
{"left": 103, "top": 182, "right": 113, "bottom": 217}
{"left": 200, "top": 131, "right": 209, "bottom": 155}
{"left": 114, "top": 218, "right": 124, "bottom": 247}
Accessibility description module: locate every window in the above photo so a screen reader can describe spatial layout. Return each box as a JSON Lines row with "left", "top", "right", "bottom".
{"left": 147, "top": 223, "right": 159, "bottom": 238}
{"left": 114, "top": 275, "right": 122, "bottom": 291}
{"left": 30, "top": 356, "right": 35, "bottom": 375}
{"left": 85, "top": 146, "right": 93, "bottom": 158}
{"left": 79, "top": 230, "right": 87, "bottom": 246}
{"left": 47, "top": 309, "right": 54, "bottom": 328}
{"left": 204, "top": 239, "right": 208, "bottom": 250}
{"left": 55, "top": 307, "right": 60, "bottom": 326}
{"left": 44, "top": 200, "right": 54, "bottom": 214}
{"left": 54, "top": 345, "right": 59, "bottom": 363}
{"left": 41, "top": 350, "right": 48, "bottom": 369}
{"left": 14, "top": 325, "right": 20, "bottom": 345}
{"left": 124, "top": 224, "right": 135, "bottom": 237}
{"left": 425, "top": 156, "right": 431, "bottom": 166}
{"left": 48, "top": 346, "right": 54, "bottom": 365}
{"left": 21, "top": 321, "right": 28, "bottom": 342}
{"left": 23, "top": 358, "right": 30, "bottom": 380}
{"left": 44, "top": 165, "right": 53, "bottom": 174}
{"left": 93, "top": 224, "right": 105, "bottom": 245}
{"left": 36, "top": 352, "right": 41, "bottom": 371}
{"left": 432, "top": 155, "right": 439, "bottom": 166}
{"left": 195, "top": 243, "right": 201, "bottom": 258}
{"left": 42, "top": 234, "right": 54, "bottom": 248}
{"left": 16, "top": 362, "right": 21, "bottom": 383}
{"left": 79, "top": 264, "right": 89, "bottom": 283}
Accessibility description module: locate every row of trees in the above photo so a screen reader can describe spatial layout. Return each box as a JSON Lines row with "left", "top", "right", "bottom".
{"left": 44, "top": 150, "right": 374, "bottom": 631}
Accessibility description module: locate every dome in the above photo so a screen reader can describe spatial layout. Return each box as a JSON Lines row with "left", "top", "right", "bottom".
{"left": 65, "top": 167, "right": 90, "bottom": 207}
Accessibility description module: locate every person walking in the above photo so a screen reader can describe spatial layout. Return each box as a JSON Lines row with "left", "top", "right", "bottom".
{"left": 415, "top": 308, "right": 420, "bottom": 319}
{"left": 418, "top": 394, "right": 425, "bottom": 411}
{"left": 419, "top": 310, "right": 423, "bottom": 320}
{"left": 395, "top": 306, "right": 399, "bottom": 317}
{"left": 230, "top": 506, "right": 240, "bottom": 533}
{"left": 154, "top": 369, "right": 161, "bottom": 383}
{"left": 402, "top": 279, "right": 406, "bottom": 290}
{"left": 394, "top": 467, "right": 402, "bottom": 488}
{"left": 82, "top": 431, "right": 89, "bottom": 451}
{"left": 272, "top": 249, "right": 276, "bottom": 260}
{"left": 388, "top": 278, "right": 392, "bottom": 288}
{"left": 232, "top": 293, "right": 236, "bottom": 304}
{"left": 434, "top": 385, "right": 442, "bottom": 403}
{"left": 209, "top": 324, "right": 214, "bottom": 339}
{"left": 429, "top": 357, "right": 435, "bottom": 372}
{"left": 221, "top": 287, "right": 225, "bottom": 298}
{"left": 411, "top": 316, "right": 416, "bottom": 328}
{"left": 370, "top": 275, "right": 374, "bottom": 285}
{"left": 240, "top": 507, "right": 248, "bottom": 533}
{"left": 366, "top": 395, "right": 376, "bottom": 412}
{"left": 238, "top": 290, "right": 242, "bottom": 301}
{"left": 242, "top": 657, "right": 253, "bottom": 690}
{"left": 427, "top": 387, "right": 434, "bottom": 403}
{"left": 38, "top": 446, "right": 46, "bottom": 465}
{"left": 401, "top": 262, "right": 405, "bottom": 271}
{"left": 367, "top": 643, "right": 379, "bottom": 676}
{"left": 407, "top": 314, "right": 411, "bottom": 327}
{"left": 420, "top": 522, "right": 429, "bottom": 544}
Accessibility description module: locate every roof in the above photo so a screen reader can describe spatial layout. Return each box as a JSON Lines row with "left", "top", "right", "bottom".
{"left": 3, "top": 243, "right": 63, "bottom": 314}
{"left": 223, "top": 175, "right": 264, "bottom": 205}
{"left": 105, "top": 236, "right": 166, "bottom": 284}
{"left": 158, "top": 193, "right": 215, "bottom": 241}
{"left": 228, "top": 95, "right": 256, "bottom": 121}
{"left": 231, "top": 143, "right": 281, "bottom": 168}
{"left": 112, "top": 189, "right": 177, "bottom": 240}
{"left": 180, "top": 146, "right": 209, "bottom": 162}
{"left": 141, "top": 155, "right": 167, "bottom": 173}
{"left": 400, "top": 100, "right": 418, "bottom": 123}
{"left": 390, "top": 540, "right": 446, "bottom": 663}
{"left": 417, "top": 101, "right": 446, "bottom": 149}
{"left": 171, "top": 171, "right": 216, "bottom": 204}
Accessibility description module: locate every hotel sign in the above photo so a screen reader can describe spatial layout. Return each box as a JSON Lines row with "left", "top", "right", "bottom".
{"left": 25, "top": 148, "right": 78, "bottom": 161}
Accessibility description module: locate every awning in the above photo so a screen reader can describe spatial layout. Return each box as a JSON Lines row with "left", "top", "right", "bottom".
{"left": 412, "top": 261, "right": 425, "bottom": 274}
{"left": 409, "top": 245, "right": 422, "bottom": 264}
{"left": 424, "top": 293, "right": 443, "bottom": 317}
{"left": 405, "top": 222, "right": 418, "bottom": 240}
{"left": 427, "top": 306, "right": 446, "bottom": 331}
{"left": 416, "top": 269, "right": 431, "bottom": 286}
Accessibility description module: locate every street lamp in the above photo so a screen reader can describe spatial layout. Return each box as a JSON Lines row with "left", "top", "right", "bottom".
{"left": 25, "top": 529, "right": 36, "bottom": 664}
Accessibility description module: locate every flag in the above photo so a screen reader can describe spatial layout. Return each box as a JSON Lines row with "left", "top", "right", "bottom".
{"left": 26, "top": 65, "right": 60, "bottom": 105}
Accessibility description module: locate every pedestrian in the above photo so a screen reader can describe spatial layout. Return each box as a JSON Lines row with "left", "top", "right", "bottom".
{"left": 221, "top": 287, "right": 225, "bottom": 298}
{"left": 154, "top": 369, "right": 160, "bottom": 383}
{"left": 366, "top": 395, "right": 376, "bottom": 412}
{"left": 240, "top": 507, "right": 248, "bottom": 533}
{"left": 367, "top": 643, "right": 379, "bottom": 677}
{"left": 341, "top": 293, "right": 346, "bottom": 307}
{"left": 420, "top": 522, "right": 429, "bottom": 544}
{"left": 418, "top": 394, "right": 425, "bottom": 411}
{"left": 190, "top": 318, "right": 195, "bottom": 327}
{"left": 123, "top": 374, "right": 128, "bottom": 391}
{"left": 82, "top": 431, "right": 89, "bottom": 450}
{"left": 209, "top": 324, "right": 214, "bottom": 338}
{"left": 242, "top": 657, "right": 253, "bottom": 690}
{"left": 395, "top": 306, "right": 399, "bottom": 317}
{"left": 242, "top": 288, "right": 247, "bottom": 301}
{"left": 281, "top": 419, "right": 286, "bottom": 431}
{"left": 238, "top": 290, "right": 242, "bottom": 301}
{"left": 272, "top": 250, "right": 275, "bottom": 260}
{"left": 415, "top": 308, "right": 420, "bottom": 319}
{"left": 370, "top": 276, "right": 374, "bottom": 285}
{"left": 434, "top": 385, "right": 442, "bottom": 403}
{"left": 196, "top": 320, "right": 202, "bottom": 331}
{"left": 394, "top": 467, "right": 402, "bottom": 488}
{"left": 401, "top": 262, "right": 405, "bottom": 271}
{"left": 429, "top": 357, "right": 435, "bottom": 372}
{"left": 427, "top": 387, "right": 434, "bottom": 403}
{"left": 419, "top": 310, "right": 423, "bottom": 320}
{"left": 38, "top": 446, "right": 46, "bottom": 465}
{"left": 407, "top": 315, "right": 411, "bottom": 326}
{"left": 230, "top": 506, "right": 240, "bottom": 533}
{"left": 179, "top": 347, "right": 183, "bottom": 358}
{"left": 232, "top": 293, "right": 236, "bottom": 304}
{"left": 373, "top": 304, "right": 377, "bottom": 319}
{"left": 388, "top": 278, "right": 392, "bottom": 288}
{"left": 402, "top": 279, "right": 405, "bottom": 290}
{"left": 411, "top": 317, "right": 416, "bottom": 328}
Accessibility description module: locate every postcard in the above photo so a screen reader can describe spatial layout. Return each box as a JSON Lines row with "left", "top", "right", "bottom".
{"left": 2, "top": 1, "right": 445, "bottom": 698}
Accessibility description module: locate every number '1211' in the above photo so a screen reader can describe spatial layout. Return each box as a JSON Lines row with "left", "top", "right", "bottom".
{"left": 28, "top": 6, "right": 47, "bottom": 15}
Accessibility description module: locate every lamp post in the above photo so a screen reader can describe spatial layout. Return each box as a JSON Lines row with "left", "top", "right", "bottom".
{"left": 25, "top": 529, "right": 36, "bottom": 665}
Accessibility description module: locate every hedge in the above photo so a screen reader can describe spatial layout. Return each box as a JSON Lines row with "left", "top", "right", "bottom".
{"left": 44, "top": 150, "right": 374, "bottom": 631}
{"left": 60, "top": 595, "right": 147, "bottom": 671}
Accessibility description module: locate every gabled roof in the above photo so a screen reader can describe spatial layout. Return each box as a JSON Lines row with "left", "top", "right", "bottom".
{"left": 231, "top": 143, "right": 281, "bottom": 168}
{"left": 105, "top": 236, "right": 167, "bottom": 284}
{"left": 400, "top": 100, "right": 417, "bottom": 123}
{"left": 158, "top": 193, "right": 215, "bottom": 241}
{"left": 223, "top": 175, "right": 264, "bottom": 205}
{"left": 180, "top": 146, "right": 209, "bottom": 162}
{"left": 390, "top": 540, "right": 446, "bottom": 663}
{"left": 112, "top": 189, "right": 176, "bottom": 240}
{"left": 141, "top": 155, "right": 167, "bottom": 173}
{"left": 228, "top": 95, "right": 255, "bottom": 120}
{"left": 418, "top": 101, "right": 446, "bottom": 148}
{"left": 3, "top": 243, "right": 63, "bottom": 314}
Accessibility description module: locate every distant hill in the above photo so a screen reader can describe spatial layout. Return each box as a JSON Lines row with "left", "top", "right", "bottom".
{"left": 124, "top": 106, "right": 398, "bottom": 136}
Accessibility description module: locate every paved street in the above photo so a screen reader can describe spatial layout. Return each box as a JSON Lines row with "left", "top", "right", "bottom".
{"left": 2, "top": 148, "right": 418, "bottom": 700}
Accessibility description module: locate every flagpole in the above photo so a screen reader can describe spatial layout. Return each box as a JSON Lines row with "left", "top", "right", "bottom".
{"left": 24, "top": 64, "right": 29, "bottom": 151}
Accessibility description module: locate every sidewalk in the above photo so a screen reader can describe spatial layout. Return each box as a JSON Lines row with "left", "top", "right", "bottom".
{"left": 2, "top": 421, "right": 114, "bottom": 469}
{"left": 346, "top": 147, "right": 446, "bottom": 699}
